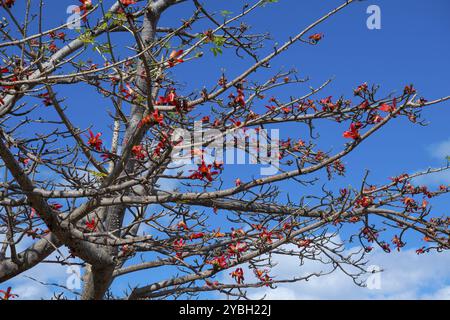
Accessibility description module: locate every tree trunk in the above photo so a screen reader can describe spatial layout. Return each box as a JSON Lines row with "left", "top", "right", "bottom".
{"left": 80, "top": 7, "right": 159, "bottom": 300}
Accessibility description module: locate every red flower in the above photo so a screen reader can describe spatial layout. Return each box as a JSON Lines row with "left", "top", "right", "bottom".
{"left": 213, "top": 160, "right": 223, "bottom": 171}
{"left": 416, "top": 247, "right": 426, "bottom": 255}
{"left": 235, "top": 178, "right": 242, "bottom": 186}
{"left": 85, "top": 218, "right": 96, "bottom": 232}
{"left": 38, "top": 92, "right": 53, "bottom": 106}
{"left": 208, "top": 255, "right": 227, "bottom": 269}
{"left": 205, "top": 280, "right": 220, "bottom": 288}
{"left": 343, "top": 122, "right": 362, "bottom": 140}
{"left": 100, "top": 153, "right": 113, "bottom": 161}
{"left": 381, "top": 242, "right": 391, "bottom": 253}
{"left": 0, "top": 287, "right": 18, "bottom": 300}
{"left": 177, "top": 221, "right": 188, "bottom": 230}
{"left": 139, "top": 110, "right": 164, "bottom": 127}
{"left": 309, "top": 33, "right": 324, "bottom": 42}
{"left": 234, "top": 88, "right": 245, "bottom": 107}
{"left": 0, "top": 0, "right": 15, "bottom": 8}
{"left": 259, "top": 228, "right": 274, "bottom": 244}
{"left": 57, "top": 32, "right": 66, "bottom": 41}
{"left": 392, "top": 235, "right": 405, "bottom": 251}
{"left": 404, "top": 84, "right": 416, "bottom": 95}
{"left": 168, "top": 50, "right": 184, "bottom": 67}
{"left": 379, "top": 98, "right": 396, "bottom": 113}
{"left": 254, "top": 269, "right": 272, "bottom": 286}
{"left": 228, "top": 242, "right": 248, "bottom": 257}
{"left": 319, "top": 96, "right": 337, "bottom": 111}
{"left": 131, "top": 145, "right": 146, "bottom": 160}
{"left": 355, "top": 196, "right": 373, "bottom": 208}
{"left": 173, "top": 238, "right": 185, "bottom": 251}
{"left": 120, "top": 0, "right": 136, "bottom": 6}
{"left": 121, "top": 83, "right": 136, "bottom": 101}
{"left": 230, "top": 268, "right": 244, "bottom": 284}
{"left": 231, "top": 228, "right": 245, "bottom": 239}
{"left": 51, "top": 203, "right": 63, "bottom": 211}
{"left": 189, "top": 232, "right": 205, "bottom": 240}
{"left": 78, "top": 0, "right": 93, "bottom": 22}
{"left": 48, "top": 42, "right": 58, "bottom": 53}
{"left": 18, "top": 156, "right": 30, "bottom": 166}
{"left": 390, "top": 173, "right": 409, "bottom": 184}
{"left": 402, "top": 197, "right": 417, "bottom": 212}
{"left": 87, "top": 129, "right": 103, "bottom": 151}
{"left": 297, "top": 239, "right": 311, "bottom": 247}
{"left": 188, "top": 161, "right": 219, "bottom": 182}
{"left": 354, "top": 83, "right": 368, "bottom": 96}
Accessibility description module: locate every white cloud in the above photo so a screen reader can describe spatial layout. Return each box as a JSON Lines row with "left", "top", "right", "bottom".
{"left": 1, "top": 247, "right": 77, "bottom": 300}
{"left": 242, "top": 248, "right": 450, "bottom": 300}
{"left": 429, "top": 138, "right": 450, "bottom": 160}
{"left": 412, "top": 169, "right": 450, "bottom": 185}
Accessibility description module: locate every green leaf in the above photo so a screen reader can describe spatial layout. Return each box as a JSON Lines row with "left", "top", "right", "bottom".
{"left": 79, "top": 31, "right": 95, "bottom": 45}
{"left": 220, "top": 10, "right": 233, "bottom": 17}
{"left": 89, "top": 170, "right": 107, "bottom": 178}
{"left": 261, "top": 0, "right": 279, "bottom": 6}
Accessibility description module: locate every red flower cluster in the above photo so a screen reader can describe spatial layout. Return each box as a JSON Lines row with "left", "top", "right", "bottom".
{"left": 379, "top": 98, "right": 397, "bottom": 113}
{"left": 354, "top": 83, "right": 368, "bottom": 96}
{"left": 78, "top": 0, "right": 93, "bottom": 22}
{"left": 343, "top": 122, "right": 362, "bottom": 140}
{"left": 319, "top": 96, "right": 340, "bottom": 112}
{"left": 168, "top": 50, "right": 184, "bottom": 67}
{"left": 297, "top": 239, "right": 311, "bottom": 247}
{"left": 402, "top": 197, "right": 418, "bottom": 212}
{"left": 139, "top": 109, "right": 164, "bottom": 127}
{"left": 121, "top": 83, "right": 136, "bottom": 101}
{"left": 404, "top": 84, "right": 416, "bottom": 95}
{"left": 227, "top": 241, "right": 247, "bottom": 257}
{"left": 254, "top": 269, "right": 272, "bottom": 286}
{"left": 0, "top": 287, "right": 18, "bottom": 300}
{"left": 49, "top": 31, "right": 66, "bottom": 41}
{"left": 230, "top": 268, "right": 244, "bottom": 284}
{"left": 189, "top": 232, "right": 205, "bottom": 240}
{"left": 120, "top": 0, "right": 136, "bottom": 6}
{"left": 354, "top": 195, "right": 373, "bottom": 208}
{"left": 87, "top": 129, "right": 103, "bottom": 151}
{"left": 0, "top": 0, "right": 15, "bottom": 8}
{"left": 188, "top": 161, "right": 219, "bottom": 182}
{"left": 38, "top": 92, "right": 53, "bottom": 106}
{"left": 229, "top": 87, "right": 245, "bottom": 107}
{"left": 392, "top": 235, "right": 405, "bottom": 251}
{"left": 208, "top": 255, "right": 227, "bottom": 269}
{"left": 173, "top": 238, "right": 185, "bottom": 259}
{"left": 131, "top": 145, "right": 146, "bottom": 160}
{"left": 85, "top": 218, "right": 97, "bottom": 232}
{"left": 309, "top": 33, "right": 324, "bottom": 42}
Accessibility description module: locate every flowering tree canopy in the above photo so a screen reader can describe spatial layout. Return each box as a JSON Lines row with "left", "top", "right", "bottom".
{"left": 0, "top": 0, "right": 449, "bottom": 300}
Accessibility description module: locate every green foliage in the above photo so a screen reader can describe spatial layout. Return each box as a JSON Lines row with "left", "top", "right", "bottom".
{"left": 261, "top": 0, "right": 279, "bottom": 6}
{"left": 220, "top": 10, "right": 233, "bottom": 17}
{"left": 79, "top": 31, "right": 95, "bottom": 45}
{"left": 210, "top": 35, "right": 225, "bottom": 56}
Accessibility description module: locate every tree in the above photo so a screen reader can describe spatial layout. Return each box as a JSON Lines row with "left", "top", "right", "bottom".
{"left": 0, "top": 0, "right": 448, "bottom": 300}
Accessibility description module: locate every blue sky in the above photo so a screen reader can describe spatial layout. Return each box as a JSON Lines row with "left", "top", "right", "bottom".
{"left": 2, "top": 0, "right": 450, "bottom": 299}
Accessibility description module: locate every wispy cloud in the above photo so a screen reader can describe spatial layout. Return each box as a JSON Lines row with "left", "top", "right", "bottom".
{"left": 428, "top": 138, "right": 450, "bottom": 160}
{"left": 242, "top": 248, "right": 450, "bottom": 300}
